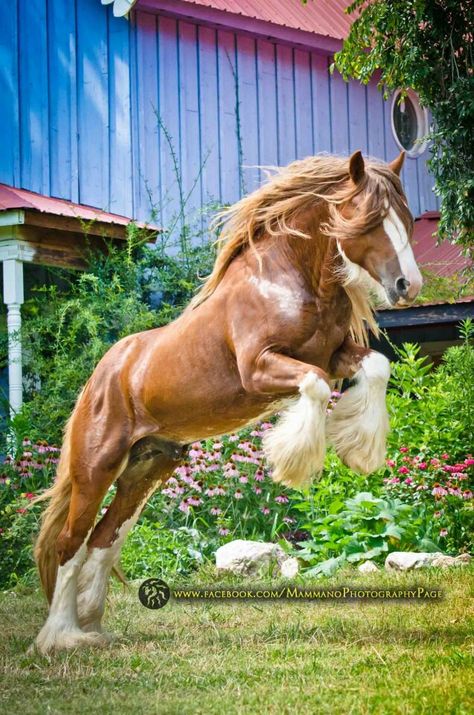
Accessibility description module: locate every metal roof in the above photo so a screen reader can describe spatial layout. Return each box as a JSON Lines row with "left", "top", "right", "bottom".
{"left": 0, "top": 183, "right": 158, "bottom": 232}
{"left": 412, "top": 211, "right": 471, "bottom": 277}
{"left": 137, "top": 0, "right": 353, "bottom": 40}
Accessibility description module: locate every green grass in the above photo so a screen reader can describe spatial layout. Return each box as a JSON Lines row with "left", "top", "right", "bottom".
{"left": 1, "top": 567, "right": 473, "bottom": 715}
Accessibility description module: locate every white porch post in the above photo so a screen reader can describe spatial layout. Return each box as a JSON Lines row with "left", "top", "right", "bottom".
{"left": 3, "top": 259, "right": 24, "bottom": 416}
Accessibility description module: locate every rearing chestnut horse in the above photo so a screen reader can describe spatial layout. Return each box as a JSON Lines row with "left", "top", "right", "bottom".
{"left": 34, "top": 151, "right": 422, "bottom": 653}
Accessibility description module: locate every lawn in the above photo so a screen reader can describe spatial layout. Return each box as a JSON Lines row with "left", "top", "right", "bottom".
{"left": 1, "top": 567, "right": 473, "bottom": 714}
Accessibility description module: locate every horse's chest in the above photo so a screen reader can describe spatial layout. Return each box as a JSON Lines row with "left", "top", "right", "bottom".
{"left": 290, "top": 296, "right": 352, "bottom": 364}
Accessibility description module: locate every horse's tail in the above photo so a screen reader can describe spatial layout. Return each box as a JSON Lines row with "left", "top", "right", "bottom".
{"left": 34, "top": 415, "right": 75, "bottom": 604}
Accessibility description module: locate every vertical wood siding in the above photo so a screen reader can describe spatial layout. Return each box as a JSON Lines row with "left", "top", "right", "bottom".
{"left": 0, "top": 0, "right": 438, "bottom": 229}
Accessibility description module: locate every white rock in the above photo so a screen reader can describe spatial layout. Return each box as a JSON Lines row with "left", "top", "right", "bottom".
{"left": 358, "top": 560, "right": 380, "bottom": 573}
{"left": 431, "top": 553, "right": 471, "bottom": 568}
{"left": 385, "top": 552, "right": 443, "bottom": 571}
{"left": 280, "top": 556, "right": 299, "bottom": 578}
{"left": 215, "top": 539, "right": 294, "bottom": 577}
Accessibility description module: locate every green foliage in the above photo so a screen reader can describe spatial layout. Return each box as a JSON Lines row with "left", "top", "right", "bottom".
{"left": 334, "top": 0, "right": 474, "bottom": 247}
{"left": 295, "top": 491, "right": 432, "bottom": 576}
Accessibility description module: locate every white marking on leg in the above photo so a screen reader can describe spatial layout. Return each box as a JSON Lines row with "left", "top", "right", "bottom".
{"left": 383, "top": 208, "right": 422, "bottom": 300}
{"left": 77, "top": 499, "right": 149, "bottom": 632}
{"left": 263, "top": 372, "right": 331, "bottom": 488}
{"left": 327, "top": 352, "right": 390, "bottom": 474}
{"left": 35, "top": 530, "right": 108, "bottom": 654}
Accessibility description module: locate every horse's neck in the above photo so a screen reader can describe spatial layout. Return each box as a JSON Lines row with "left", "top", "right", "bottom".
{"left": 265, "top": 208, "right": 342, "bottom": 297}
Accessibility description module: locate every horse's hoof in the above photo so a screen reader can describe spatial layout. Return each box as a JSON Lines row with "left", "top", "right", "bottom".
{"left": 35, "top": 625, "right": 111, "bottom": 655}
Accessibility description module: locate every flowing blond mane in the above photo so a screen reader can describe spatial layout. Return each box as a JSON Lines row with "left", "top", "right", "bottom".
{"left": 191, "top": 154, "right": 408, "bottom": 345}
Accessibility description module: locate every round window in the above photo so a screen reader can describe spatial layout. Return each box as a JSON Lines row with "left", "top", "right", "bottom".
{"left": 391, "top": 90, "right": 428, "bottom": 157}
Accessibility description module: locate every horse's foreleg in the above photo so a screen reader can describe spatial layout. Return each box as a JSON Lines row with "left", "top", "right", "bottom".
{"left": 77, "top": 451, "right": 179, "bottom": 633}
{"left": 327, "top": 337, "right": 390, "bottom": 474}
{"left": 238, "top": 350, "right": 331, "bottom": 488}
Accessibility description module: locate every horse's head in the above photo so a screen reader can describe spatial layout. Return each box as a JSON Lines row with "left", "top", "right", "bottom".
{"left": 335, "top": 151, "right": 423, "bottom": 307}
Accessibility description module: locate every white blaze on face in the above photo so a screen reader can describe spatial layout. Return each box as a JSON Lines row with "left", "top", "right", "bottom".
{"left": 383, "top": 207, "right": 423, "bottom": 301}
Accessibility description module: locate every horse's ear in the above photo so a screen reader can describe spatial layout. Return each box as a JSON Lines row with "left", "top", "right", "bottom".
{"left": 389, "top": 151, "right": 405, "bottom": 176}
{"left": 349, "top": 150, "right": 365, "bottom": 184}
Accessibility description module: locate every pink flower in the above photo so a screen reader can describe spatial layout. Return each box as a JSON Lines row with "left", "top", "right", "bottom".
{"left": 261, "top": 507, "right": 270, "bottom": 515}
{"left": 434, "top": 511, "right": 442, "bottom": 518}
{"left": 386, "top": 459, "right": 396, "bottom": 467}
{"left": 210, "top": 507, "right": 222, "bottom": 515}
{"left": 215, "top": 486, "right": 226, "bottom": 496}
{"left": 390, "top": 477, "right": 400, "bottom": 484}
{"left": 462, "top": 490, "right": 473, "bottom": 500}
{"left": 234, "top": 490, "right": 243, "bottom": 500}
{"left": 260, "top": 422, "right": 273, "bottom": 430}
{"left": 275, "top": 495, "right": 289, "bottom": 504}
{"left": 254, "top": 470, "right": 264, "bottom": 481}
{"left": 430, "top": 458, "right": 440, "bottom": 466}
{"left": 219, "top": 528, "right": 230, "bottom": 536}
{"left": 283, "top": 516, "right": 295, "bottom": 524}
{"left": 254, "top": 486, "right": 262, "bottom": 495}
{"left": 417, "top": 462, "right": 427, "bottom": 470}
{"left": 439, "top": 528, "right": 448, "bottom": 537}
{"left": 398, "top": 466, "right": 410, "bottom": 475}
{"left": 441, "top": 453, "right": 449, "bottom": 460}
{"left": 213, "top": 442, "right": 223, "bottom": 450}
{"left": 432, "top": 484, "right": 448, "bottom": 498}
{"left": 464, "top": 458, "right": 474, "bottom": 466}
{"left": 400, "top": 447, "right": 409, "bottom": 453}
{"left": 239, "top": 475, "right": 248, "bottom": 484}
{"left": 404, "top": 478, "right": 413, "bottom": 485}
{"left": 178, "top": 500, "right": 191, "bottom": 514}
{"left": 448, "top": 487, "right": 462, "bottom": 497}
{"left": 228, "top": 434, "right": 239, "bottom": 442}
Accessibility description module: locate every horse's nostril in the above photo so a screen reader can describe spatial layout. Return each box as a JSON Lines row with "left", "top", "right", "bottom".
{"left": 395, "top": 277, "right": 410, "bottom": 296}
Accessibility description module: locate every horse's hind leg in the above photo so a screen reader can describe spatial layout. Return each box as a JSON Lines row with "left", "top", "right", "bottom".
{"left": 77, "top": 442, "right": 181, "bottom": 634}
{"left": 35, "top": 464, "right": 122, "bottom": 654}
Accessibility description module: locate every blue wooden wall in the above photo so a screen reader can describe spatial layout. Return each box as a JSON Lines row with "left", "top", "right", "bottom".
{"left": 0, "top": 0, "right": 438, "bottom": 232}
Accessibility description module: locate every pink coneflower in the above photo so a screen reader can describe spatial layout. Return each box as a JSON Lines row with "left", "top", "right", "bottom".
{"left": 275, "top": 495, "right": 289, "bottom": 504}
{"left": 283, "top": 516, "right": 295, "bottom": 524}
{"left": 432, "top": 484, "right": 448, "bottom": 498}
{"left": 439, "top": 528, "right": 448, "bottom": 537}
{"left": 234, "top": 490, "right": 243, "bottom": 500}
{"left": 260, "top": 422, "right": 273, "bottom": 430}
{"left": 417, "top": 462, "right": 427, "bottom": 470}
{"left": 398, "top": 466, "right": 410, "bottom": 475}
{"left": 254, "top": 469, "right": 264, "bottom": 481}
{"left": 215, "top": 486, "right": 226, "bottom": 496}
{"left": 404, "top": 478, "right": 413, "bottom": 485}
{"left": 261, "top": 507, "right": 270, "bottom": 515}
{"left": 239, "top": 475, "right": 248, "bottom": 484}
{"left": 229, "top": 434, "right": 239, "bottom": 442}
{"left": 254, "top": 486, "right": 262, "bottom": 495}
{"left": 224, "top": 466, "right": 239, "bottom": 478}
{"left": 213, "top": 442, "right": 223, "bottom": 450}
{"left": 179, "top": 500, "right": 191, "bottom": 514}
{"left": 434, "top": 511, "right": 442, "bottom": 518}
{"left": 210, "top": 507, "right": 222, "bottom": 515}
{"left": 219, "top": 527, "right": 230, "bottom": 536}
{"left": 189, "top": 448, "right": 203, "bottom": 459}
{"left": 191, "top": 441, "right": 203, "bottom": 450}
{"left": 462, "top": 490, "right": 473, "bottom": 500}
{"left": 205, "top": 487, "right": 216, "bottom": 497}
{"left": 448, "top": 487, "right": 462, "bottom": 497}
{"left": 386, "top": 459, "right": 396, "bottom": 467}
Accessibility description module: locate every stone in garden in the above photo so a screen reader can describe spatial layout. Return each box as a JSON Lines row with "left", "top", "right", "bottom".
{"left": 385, "top": 552, "right": 444, "bottom": 571}
{"left": 431, "top": 553, "right": 472, "bottom": 568}
{"left": 280, "top": 556, "right": 299, "bottom": 578}
{"left": 215, "top": 539, "right": 298, "bottom": 577}
{"left": 358, "top": 560, "right": 379, "bottom": 573}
